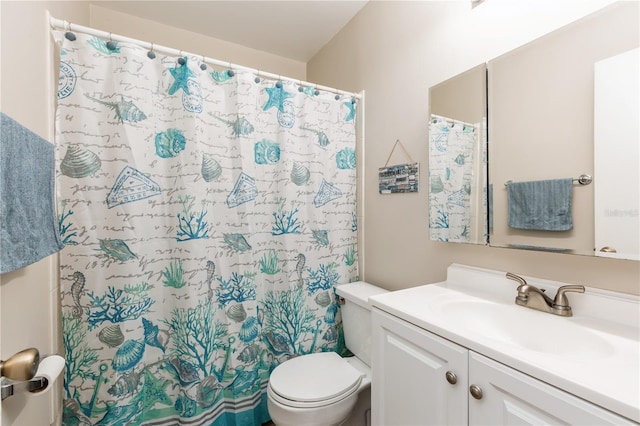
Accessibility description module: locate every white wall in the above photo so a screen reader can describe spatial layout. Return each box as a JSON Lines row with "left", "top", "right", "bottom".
{"left": 308, "top": 0, "right": 640, "bottom": 295}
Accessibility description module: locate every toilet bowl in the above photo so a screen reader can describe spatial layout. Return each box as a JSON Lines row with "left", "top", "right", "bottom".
{"left": 266, "top": 282, "right": 387, "bottom": 426}
{"left": 267, "top": 352, "right": 369, "bottom": 426}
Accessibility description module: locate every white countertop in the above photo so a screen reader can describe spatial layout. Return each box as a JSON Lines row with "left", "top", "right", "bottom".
{"left": 368, "top": 264, "right": 640, "bottom": 423}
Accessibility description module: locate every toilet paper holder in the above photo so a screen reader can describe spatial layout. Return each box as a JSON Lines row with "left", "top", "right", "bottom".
{"left": 1, "top": 376, "right": 49, "bottom": 400}
{"left": 0, "top": 348, "right": 49, "bottom": 401}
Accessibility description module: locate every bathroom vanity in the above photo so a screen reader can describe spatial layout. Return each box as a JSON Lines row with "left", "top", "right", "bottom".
{"left": 369, "top": 264, "right": 639, "bottom": 425}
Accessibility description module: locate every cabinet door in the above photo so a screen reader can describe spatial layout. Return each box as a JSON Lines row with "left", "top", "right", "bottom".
{"left": 469, "top": 352, "right": 635, "bottom": 425}
{"left": 371, "top": 309, "right": 468, "bottom": 426}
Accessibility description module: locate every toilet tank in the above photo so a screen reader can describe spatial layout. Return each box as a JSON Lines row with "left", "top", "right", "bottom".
{"left": 335, "top": 281, "right": 388, "bottom": 366}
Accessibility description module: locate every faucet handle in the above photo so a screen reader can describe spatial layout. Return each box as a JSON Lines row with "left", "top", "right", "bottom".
{"left": 553, "top": 285, "right": 585, "bottom": 309}
{"left": 506, "top": 272, "right": 531, "bottom": 304}
{"left": 506, "top": 272, "right": 527, "bottom": 287}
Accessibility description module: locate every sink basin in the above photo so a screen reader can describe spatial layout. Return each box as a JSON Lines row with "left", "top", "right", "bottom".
{"left": 435, "top": 299, "right": 615, "bottom": 357}
{"left": 368, "top": 264, "right": 640, "bottom": 423}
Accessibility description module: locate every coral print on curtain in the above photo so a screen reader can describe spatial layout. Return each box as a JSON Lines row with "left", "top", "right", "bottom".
{"left": 54, "top": 30, "right": 358, "bottom": 426}
{"left": 428, "top": 114, "right": 479, "bottom": 243}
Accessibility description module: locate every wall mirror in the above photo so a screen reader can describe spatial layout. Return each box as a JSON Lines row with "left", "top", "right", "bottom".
{"left": 428, "top": 64, "right": 488, "bottom": 245}
{"left": 487, "top": 2, "right": 639, "bottom": 260}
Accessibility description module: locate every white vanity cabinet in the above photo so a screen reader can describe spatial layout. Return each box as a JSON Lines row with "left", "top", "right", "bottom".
{"left": 467, "top": 351, "right": 633, "bottom": 425}
{"left": 371, "top": 308, "right": 634, "bottom": 426}
{"left": 371, "top": 307, "right": 468, "bottom": 425}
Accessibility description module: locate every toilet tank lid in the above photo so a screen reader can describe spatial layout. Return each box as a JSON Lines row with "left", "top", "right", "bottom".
{"left": 336, "top": 281, "right": 388, "bottom": 309}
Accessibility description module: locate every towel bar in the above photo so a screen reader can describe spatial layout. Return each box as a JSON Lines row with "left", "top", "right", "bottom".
{"left": 504, "top": 174, "right": 591, "bottom": 187}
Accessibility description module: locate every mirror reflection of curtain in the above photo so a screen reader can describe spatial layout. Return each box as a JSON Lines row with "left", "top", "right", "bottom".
{"left": 429, "top": 114, "right": 479, "bottom": 242}
{"left": 54, "top": 30, "right": 358, "bottom": 425}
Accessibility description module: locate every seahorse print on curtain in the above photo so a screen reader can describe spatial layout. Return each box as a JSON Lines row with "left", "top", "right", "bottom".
{"left": 54, "top": 30, "right": 358, "bottom": 426}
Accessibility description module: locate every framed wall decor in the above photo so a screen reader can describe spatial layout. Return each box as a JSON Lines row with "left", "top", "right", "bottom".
{"left": 378, "top": 140, "right": 419, "bottom": 194}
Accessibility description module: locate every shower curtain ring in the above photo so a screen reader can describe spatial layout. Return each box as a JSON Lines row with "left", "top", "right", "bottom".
{"left": 200, "top": 55, "right": 207, "bottom": 71}
{"left": 64, "top": 21, "right": 77, "bottom": 41}
{"left": 178, "top": 51, "right": 186, "bottom": 65}
{"left": 147, "top": 43, "right": 156, "bottom": 59}
{"left": 314, "top": 85, "right": 320, "bottom": 96}
{"left": 255, "top": 70, "right": 261, "bottom": 84}
{"left": 276, "top": 76, "right": 282, "bottom": 89}
{"left": 106, "top": 32, "right": 117, "bottom": 51}
{"left": 227, "top": 62, "right": 235, "bottom": 77}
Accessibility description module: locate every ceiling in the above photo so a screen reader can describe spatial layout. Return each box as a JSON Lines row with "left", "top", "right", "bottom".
{"left": 91, "top": 1, "right": 369, "bottom": 62}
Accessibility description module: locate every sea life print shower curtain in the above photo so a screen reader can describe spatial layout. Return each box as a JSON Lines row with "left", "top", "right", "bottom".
{"left": 54, "top": 30, "right": 358, "bottom": 426}
{"left": 428, "top": 114, "right": 480, "bottom": 243}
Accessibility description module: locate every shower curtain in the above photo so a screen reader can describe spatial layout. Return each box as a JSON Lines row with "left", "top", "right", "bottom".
{"left": 428, "top": 114, "right": 479, "bottom": 243}
{"left": 54, "top": 31, "right": 358, "bottom": 426}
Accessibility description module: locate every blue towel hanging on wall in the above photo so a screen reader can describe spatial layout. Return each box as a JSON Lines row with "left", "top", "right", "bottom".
{"left": 1, "top": 113, "right": 64, "bottom": 274}
{"left": 507, "top": 178, "right": 573, "bottom": 231}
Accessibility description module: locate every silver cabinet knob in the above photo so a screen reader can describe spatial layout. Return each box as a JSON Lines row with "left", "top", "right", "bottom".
{"left": 445, "top": 371, "right": 457, "bottom": 385}
{"left": 469, "top": 384, "right": 483, "bottom": 400}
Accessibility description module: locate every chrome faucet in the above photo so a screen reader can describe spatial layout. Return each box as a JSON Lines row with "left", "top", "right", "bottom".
{"left": 506, "top": 272, "right": 585, "bottom": 317}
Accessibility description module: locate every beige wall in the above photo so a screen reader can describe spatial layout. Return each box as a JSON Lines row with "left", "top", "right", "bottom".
{"left": 90, "top": 4, "right": 306, "bottom": 81}
{"left": 308, "top": 0, "right": 640, "bottom": 295}
{"left": 429, "top": 64, "right": 486, "bottom": 126}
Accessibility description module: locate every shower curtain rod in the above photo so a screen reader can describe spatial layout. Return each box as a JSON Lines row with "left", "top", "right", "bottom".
{"left": 49, "top": 17, "right": 362, "bottom": 100}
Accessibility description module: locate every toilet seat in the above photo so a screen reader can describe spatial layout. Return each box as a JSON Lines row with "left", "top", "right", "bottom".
{"left": 268, "top": 352, "right": 363, "bottom": 408}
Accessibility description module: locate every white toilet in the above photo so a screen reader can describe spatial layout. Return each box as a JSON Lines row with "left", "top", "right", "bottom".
{"left": 267, "top": 282, "right": 388, "bottom": 426}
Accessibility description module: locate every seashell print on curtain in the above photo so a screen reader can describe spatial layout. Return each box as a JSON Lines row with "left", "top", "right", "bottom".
{"left": 428, "top": 114, "right": 479, "bottom": 243}
{"left": 54, "top": 30, "right": 358, "bottom": 426}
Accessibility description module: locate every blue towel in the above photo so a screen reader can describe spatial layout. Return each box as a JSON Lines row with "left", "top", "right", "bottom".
{"left": 507, "top": 178, "right": 573, "bottom": 231}
{"left": 1, "top": 113, "right": 64, "bottom": 273}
